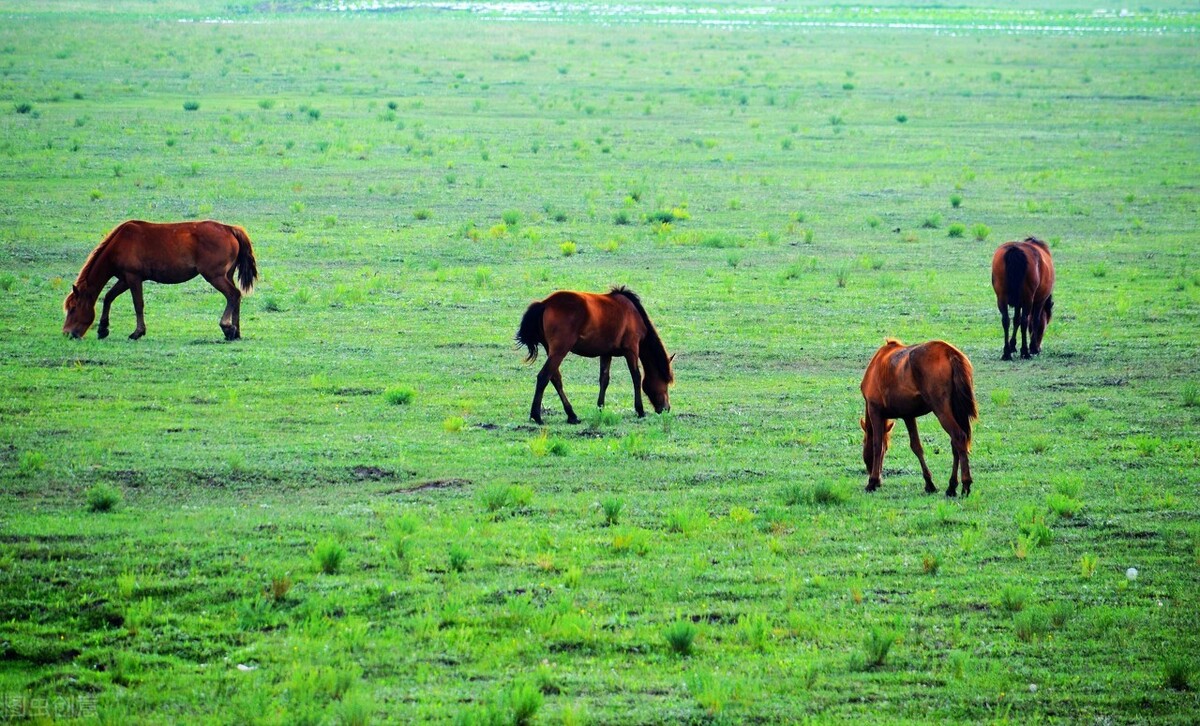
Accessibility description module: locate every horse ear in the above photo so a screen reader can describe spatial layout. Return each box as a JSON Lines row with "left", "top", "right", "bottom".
{"left": 859, "top": 417, "right": 866, "bottom": 431}
{"left": 669, "top": 353, "right": 675, "bottom": 362}
{"left": 885, "top": 421, "right": 895, "bottom": 432}
{"left": 71, "top": 283, "right": 79, "bottom": 295}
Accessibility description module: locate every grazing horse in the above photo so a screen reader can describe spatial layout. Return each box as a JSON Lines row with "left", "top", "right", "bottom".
{"left": 516, "top": 286, "right": 674, "bottom": 424}
{"left": 63, "top": 220, "right": 258, "bottom": 340}
{"left": 991, "top": 237, "right": 1055, "bottom": 360}
{"left": 860, "top": 339, "right": 978, "bottom": 497}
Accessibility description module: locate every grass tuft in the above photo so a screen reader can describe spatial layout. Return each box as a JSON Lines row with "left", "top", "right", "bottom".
{"left": 86, "top": 483, "right": 122, "bottom": 513}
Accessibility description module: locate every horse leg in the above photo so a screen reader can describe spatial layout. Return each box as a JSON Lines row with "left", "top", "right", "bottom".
{"left": 904, "top": 417, "right": 937, "bottom": 494}
{"left": 531, "top": 351, "right": 567, "bottom": 424}
{"left": 597, "top": 355, "right": 612, "bottom": 408}
{"left": 550, "top": 368, "right": 579, "bottom": 424}
{"left": 932, "top": 409, "right": 970, "bottom": 497}
{"left": 624, "top": 352, "right": 645, "bottom": 418}
{"left": 204, "top": 273, "right": 242, "bottom": 340}
{"left": 97, "top": 279, "right": 129, "bottom": 340}
{"left": 999, "top": 304, "right": 1012, "bottom": 360}
{"left": 127, "top": 277, "right": 146, "bottom": 339}
{"left": 1018, "top": 304, "right": 1031, "bottom": 359}
{"left": 1029, "top": 301, "right": 1045, "bottom": 355}
{"left": 865, "top": 409, "right": 887, "bottom": 492}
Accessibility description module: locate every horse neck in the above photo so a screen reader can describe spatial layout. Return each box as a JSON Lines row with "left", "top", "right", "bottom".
{"left": 76, "top": 247, "right": 115, "bottom": 298}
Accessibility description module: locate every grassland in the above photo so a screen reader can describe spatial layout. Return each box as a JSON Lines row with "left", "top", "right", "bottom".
{"left": 1, "top": 2, "right": 1199, "bottom": 723}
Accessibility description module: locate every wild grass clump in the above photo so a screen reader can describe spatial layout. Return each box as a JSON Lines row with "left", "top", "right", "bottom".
{"left": 972, "top": 223, "right": 991, "bottom": 241}
{"left": 665, "top": 507, "right": 708, "bottom": 536}
{"left": 529, "top": 431, "right": 568, "bottom": 456}
{"left": 560, "top": 241, "right": 577, "bottom": 256}
{"left": 921, "top": 213, "right": 942, "bottom": 229}
{"left": 18, "top": 450, "right": 46, "bottom": 476}
{"left": 950, "top": 193, "right": 963, "bottom": 208}
{"left": 501, "top": 209, "right": 521, "bottom": 227}
{"left": 443, "top": 416, "right": 464, "bottom": 433}
{"left": 0, "top": 272, "right": 16, "bottom": 291}
{"left": 1164, "top": 657, "right": 1193, "bottom": 691}
{"left": 86, "top": 483, "right": 122, "bottom": 513}
{"left": 948, "top": 223, "right": 965, "bottom": 238}
{"left": 601, "top": 496, "right": 624, "bottom": 526}
{"left": 1080, "top": 553, "right": 1099, "bottom": 578}
{"left": 736, "top": 613, "right": 771, "bottom": 652}
{"left": 998, "top": 585, "right": 1030, "bottom": 612}
{"left": 585, "top": 406, "right": 621, "bottom": 430}
{"left": 414, "top": 208, "right": 432, "bottom": 220}
{"left": 1181, "top": 382, "right": 1199, "bottom": 407}
{"left": 664, "top": 618, "right": 698, "bottom": 656}
{"left": 313, "top": 538, "right": 346, "bottom": 574}
{"left": 1013, "top": 608, "right": 1049, "bottom": 643}
{"left": 921, "top": 553, "right": 940, "bottom": 575}
{"left": 385, "top": 385, "right": 416, "bottom": 406}
{"left": 856, "top": 627, "right": 898, "bottom": 669}
{"left": 268, "top": 574, "right": 292, "bottom": 603}
{"left": 182, "top": 100, "right": 200, "bottom": 111}
{"left": 480, "top": 483, "right": 534, "bottom": 517}
{"left": 448, "top": 544, "right": 470, "bottom": 573}
{"left": 792, "top": 480, "right": 850, "bottom": 506}
{"left": 1046, "top": 492, "right": 1083, "bottom": 519}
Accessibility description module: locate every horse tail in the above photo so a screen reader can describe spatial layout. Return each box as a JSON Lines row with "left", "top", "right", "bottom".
{"left": 949, "top": 353, "right": 978, "bottom": 449}
{"left": 230, "top": 226, "right": 258, "bottom": 294}
{"left": 515, "top": 301, "right": 545, "bottom": 362}
{"left": 1003, "top": 245, "right": 1027, "bottom": 311}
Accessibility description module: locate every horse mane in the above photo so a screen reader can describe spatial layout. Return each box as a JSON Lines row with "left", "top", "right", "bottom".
{"left": 1023, "top": 236, "right": 1049, "bottom": 250}
{"left": 609, "top": 286, "right": 674, "bottom": 384}
{"left": 74, "top": 221, "right": 129, "bottom": 290}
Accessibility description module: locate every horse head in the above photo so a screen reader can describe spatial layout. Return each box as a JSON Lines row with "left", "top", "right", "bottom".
{"left": 62, "top": 283, "right": 96, "bottom": 338}
{"left": 643, "top": 352, "right": 674, "bottom": 414}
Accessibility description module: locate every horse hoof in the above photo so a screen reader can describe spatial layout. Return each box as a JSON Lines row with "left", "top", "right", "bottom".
{"left": 865, "top": 482, "right": 880, "bottom": 493}
{"left": 97, "top": 328, "right": 108, "bottom": 340}
{"left": 924, "top": 484, "right": 938, "bottom": 494}
{"left": 566, "top": 417, "right": 581, "bottom": 425}
{"left": 129, "top": 331, "right": 144, "bottom": 340}
{"left": 1001, "top": 353, "right": 1012, "bottom": 361}
{"left": 944, "top": 489, "right": 958, "bottom": 498}
{"left": 1020, "top": 352, "right": 1031, "bottom": 360}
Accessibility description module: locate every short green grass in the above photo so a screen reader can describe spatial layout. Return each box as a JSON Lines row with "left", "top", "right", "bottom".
{"left": 1, "top": 2, "right": 1199, "bottom": 723}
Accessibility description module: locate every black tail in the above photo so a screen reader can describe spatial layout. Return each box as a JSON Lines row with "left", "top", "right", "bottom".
{"left": 1003, "top": 245, "right": 1026, "bottom": 310}
{"left": 516, "top": 301, "right": 545, "bottom": 362}
{"left": 949, "top": 355, "right": 978, "bottom": 449}
{"left": 230, "top": 226, "right": 258, "bottom": 294}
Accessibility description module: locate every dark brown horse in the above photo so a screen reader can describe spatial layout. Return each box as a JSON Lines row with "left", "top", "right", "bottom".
{"left": 516, "top": 287, "right": 674, "bottom": 424}
{"left": 991, "top": 237, "right": 1055, "bottom": 360}
{"left": 860, "top": 339, "right": 978, "bottom": 497}
{"left": 63, "top": 220, "right": 258, "bottom": 340}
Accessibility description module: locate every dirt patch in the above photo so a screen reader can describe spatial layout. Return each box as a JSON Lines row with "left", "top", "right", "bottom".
{"left": 333, "top": 387, "right": 378, "bottom": 397}
{"left": 475, "top": 422, "right": 499, "bottom": 431}
{"left": 392, "top": 478, "right": 471, "bottom": 493}
{"left": 351, "top": 465, "right": 396, "bottom": 481}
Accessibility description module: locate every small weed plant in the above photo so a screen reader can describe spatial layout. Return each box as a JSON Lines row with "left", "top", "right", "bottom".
{"left": 664, "top": 618, "right": 698, "bottom": 656}
{"left": 86, "top": 483, "right": 122, "bottom": 513}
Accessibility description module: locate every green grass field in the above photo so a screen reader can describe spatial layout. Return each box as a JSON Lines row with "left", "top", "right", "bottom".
{"left": 2, "top": 2, "right": 1199, "bottom": 722}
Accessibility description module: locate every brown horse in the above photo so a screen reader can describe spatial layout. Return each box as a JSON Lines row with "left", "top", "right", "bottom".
{"left": 991, "top": 237, "right": 1055, "bottom": 360}
{"left": 860, "top": 339, "right": 978, "bottom": 497}
{"left": 516, "top": 286, "right": 674, "bottom": 424}
{"left": 63, "top": 220, "right": 258, "bottom": 340}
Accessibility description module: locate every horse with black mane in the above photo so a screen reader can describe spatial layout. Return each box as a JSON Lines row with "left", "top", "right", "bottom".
{"left": 860, "top": 339, "right": 978, "bottom": 497}
{"left": 990, "top": 237, "right": 1055, "bottom": 360}
{"left": 516, "top": 286, "right": 674, "bottom": 424}
{"left": 63, "top": 220, "right": 258, "bottom": 340}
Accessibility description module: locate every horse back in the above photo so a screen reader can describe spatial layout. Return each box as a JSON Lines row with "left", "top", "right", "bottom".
{"left": 107, "top": 220, "right": 240, "bottom": 281}
{"left": 541, "top": 291, "right": 643, "bottom": 357}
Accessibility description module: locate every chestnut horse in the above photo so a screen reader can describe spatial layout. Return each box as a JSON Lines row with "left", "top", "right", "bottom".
{"left": 860, "top": 339, "right": 978, "bottom": 497}
{"left": 516, "top": 286, "right": 673, "bottom": 424}
{"left": 991, "top": 237, "right": 1055, "bottom": 360}
{"left": 63, "top": 220, "right": 258, "bottom": 340}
